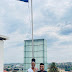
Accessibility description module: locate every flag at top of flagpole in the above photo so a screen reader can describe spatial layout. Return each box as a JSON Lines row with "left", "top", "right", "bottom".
{"left": 19, "top": 0, "right": 28, "bottom": 2}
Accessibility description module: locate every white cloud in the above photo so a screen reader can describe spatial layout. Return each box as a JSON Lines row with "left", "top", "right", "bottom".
{"left": 34, "top": 25, "right": 60, "bottom": 36}
{"left": 0, "top": 18, "right": 6, "bottom": 34}
{"left": 47, "top": 44, "right": 72, "bottom": 63}
{"left": 34, "top": 24, "right": 72, "bottom": 63}
{"left": 0, "top": 0, "right": 72, "bottom": 63}
{"left": 45, "top": 0, "right": 72, "bottom": 18}
{"left": 4, "top": 31, "right": 31, "bottom": 63}
{"left": 4, "top": 46, "right": 24, "bottom": 63}
{"left": 4, "top": 31, "right": 31, "bottom": 48}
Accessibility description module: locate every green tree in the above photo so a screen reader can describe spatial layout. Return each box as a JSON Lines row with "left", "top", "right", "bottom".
{"left": 49, "top": 62, "right": 59, "bottom": 72}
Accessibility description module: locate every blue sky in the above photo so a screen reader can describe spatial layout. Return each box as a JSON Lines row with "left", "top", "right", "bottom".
{"left": 0, "top": 0, "right": 72, "bottom": 63}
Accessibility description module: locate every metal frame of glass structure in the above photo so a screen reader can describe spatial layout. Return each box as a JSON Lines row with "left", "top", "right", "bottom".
{"left": 24, "top": 39, "right": 47, "bottom": 72}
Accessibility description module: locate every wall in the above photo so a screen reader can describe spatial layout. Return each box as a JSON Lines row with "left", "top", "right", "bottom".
{"left": 0, "top": 40, "right": 4, "bottom": 72}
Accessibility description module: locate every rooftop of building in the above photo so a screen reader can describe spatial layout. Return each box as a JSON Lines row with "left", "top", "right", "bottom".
{"left": 24, "top": 39, "right": 47, "bottom": 41}
{"left": 0, "top": 35, "right": 8, "bottom": 40}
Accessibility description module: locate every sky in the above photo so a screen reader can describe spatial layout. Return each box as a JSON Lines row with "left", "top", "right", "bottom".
{"left": 0, "top": 0, "right": 72, "bottom": 63}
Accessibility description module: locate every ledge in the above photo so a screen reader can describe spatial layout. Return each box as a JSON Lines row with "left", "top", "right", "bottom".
{"left": 0, "top": 35, "right": 8, "bottom": 40}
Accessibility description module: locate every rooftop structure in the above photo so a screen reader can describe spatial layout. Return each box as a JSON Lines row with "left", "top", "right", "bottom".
{"left": 24, "top": 39, "right": 47, "bottom": 72}
{"left": 0, "top": 35, "right": 8, "bottom": 72}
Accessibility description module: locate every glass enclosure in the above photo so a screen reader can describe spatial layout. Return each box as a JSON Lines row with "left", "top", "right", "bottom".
{"left": 24, "top": 39, "right": 47, "bottom": 72}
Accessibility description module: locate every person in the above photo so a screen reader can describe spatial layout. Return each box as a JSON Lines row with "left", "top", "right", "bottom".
{"left": 38, "top": 63, "right": 47, "bottom": 72}
{"left": 27, "top": 58, "right": 38, "bottom": 72}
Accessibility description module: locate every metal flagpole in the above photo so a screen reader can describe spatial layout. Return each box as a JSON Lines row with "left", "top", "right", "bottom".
{"left": 31, "top": 0, "right": 34, "bottom": 58}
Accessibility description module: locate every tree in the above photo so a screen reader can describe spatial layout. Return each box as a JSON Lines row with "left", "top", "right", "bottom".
{"left": 49, "top": 62, "right": 59, "bottom": 72}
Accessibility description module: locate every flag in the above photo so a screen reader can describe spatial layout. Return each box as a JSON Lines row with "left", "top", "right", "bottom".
{"left": 19, "top": 0, "right": 28, "bottom": 2}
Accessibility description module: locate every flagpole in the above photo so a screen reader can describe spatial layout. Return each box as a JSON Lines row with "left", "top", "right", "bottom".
{"left": 31, "top": 0, "right": 34, "bottom": 58}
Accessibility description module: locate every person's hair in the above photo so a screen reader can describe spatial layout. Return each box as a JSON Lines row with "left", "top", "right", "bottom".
{"left": 40, "top": 63, "right": 44, "bottom": 65}
{"left": 31, "top": 58, "right": 35, "bottom": 62}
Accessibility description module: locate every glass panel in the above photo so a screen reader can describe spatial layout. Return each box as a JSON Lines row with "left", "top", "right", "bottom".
{"left": 24, "top": 64, "right": 31, "bottom": 70}
{"left": 34, "top": 40, "right": 43, "bottom": 45}
{"left": 26, "top": 40, "right": 32, "bottom": 45}
{"left": 26, "top": 46, "right": 32, "bottom": 51}
{"left": 24, "top": 51, "right": 43, "bottom": 58}
{"left": 24, "top": 39, "right": 47, "bottom": 72}
{"left": 36, "top": 64, "right": 40, "bottom": 70}
{"left": 38, "top": 45, "right": 43, "bottom": 51}
{"left": 44, "top": 51, "right": 47, "bottom": 57}
{"left": 24, "top": 57, "right": 43, "bottom": 64}
{"left": 25, "top": 39, "right": 44, "bottom": 46}
{"left": 36, "top": 58, "right": 43, "bottom": 63}
{"left": 44, "top": 57, "right": 47, "bottom": 63}
{"left": 25, "top": 52, "right": 32, "bottom": 57}
{"left": 44, "top": 39, "right": 47, "bottom": 45}
{"left": 25, "top": 45, "right": 44, "bottom": 51}
{"left": 34, "top": 45, "right": 38, "bottom": 51}
{"left": 34, "top": 51, "right": 43, "bottom": 57}
{"left": 44, "top": 63, "right": 47, "bottom": 70}
{"left": 44, "top": 45, "right": 47, "bottom": 51}
{"left": 25, "top": 58, "right": 32, "bottom": 63}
